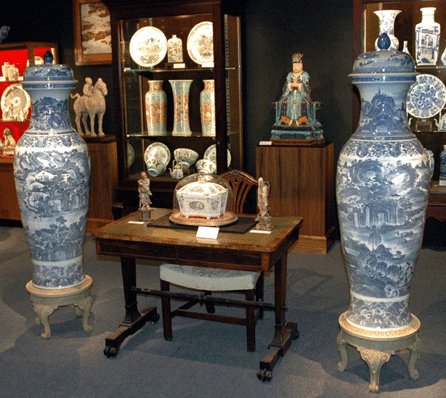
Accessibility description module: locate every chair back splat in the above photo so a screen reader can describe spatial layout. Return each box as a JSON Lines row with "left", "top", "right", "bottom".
{"left": 220, "top": 169, "right": 258, "bottom": 214}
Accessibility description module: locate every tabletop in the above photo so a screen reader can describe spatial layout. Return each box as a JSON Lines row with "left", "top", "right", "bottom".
{"left": 92, "top": 208, "right": 303, "bottom": 271}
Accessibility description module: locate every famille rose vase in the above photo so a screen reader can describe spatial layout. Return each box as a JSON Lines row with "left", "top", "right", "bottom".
{"left": 200, "top": 79, "right": 216, "bottom": 137}
{"left": 169, "top": 79, "right": 193, "bottom": 136}
{"left": 336, "top": 35, "right": 430, "bottom": 331}
{"left": 13, "top": 52, "right": 90, "bottom": 289}
{"left": 145, "top": 80, "right": 167, "bottom": 136}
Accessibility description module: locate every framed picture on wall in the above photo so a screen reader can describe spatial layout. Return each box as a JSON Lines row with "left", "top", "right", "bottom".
{"left": 73, "top": 0, "right": 112, "bottom": 65}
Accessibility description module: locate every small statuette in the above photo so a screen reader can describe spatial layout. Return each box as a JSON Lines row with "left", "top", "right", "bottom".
{"left": 255, "top": 177, "right": 273, "bottom": 231}
{"left": 0, "top": 127, "right": 16, "bottom": 158}
{"left": 138, "top": 172, "right": 153, "bottom": 220}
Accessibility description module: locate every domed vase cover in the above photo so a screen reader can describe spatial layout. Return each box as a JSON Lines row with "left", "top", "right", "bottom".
{"left": 13, "top": 52, "right": 91, "bottom": 289}
{"left": 336, "top": 35, "right": 430, "bottom": 330}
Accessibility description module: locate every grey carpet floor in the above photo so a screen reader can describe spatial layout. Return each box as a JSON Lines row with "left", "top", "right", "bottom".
{"left": 0, "top": 226, "right": 445, "bottom": 398}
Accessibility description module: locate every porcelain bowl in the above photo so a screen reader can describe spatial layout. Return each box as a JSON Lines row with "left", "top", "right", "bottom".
{"left": 196, "top": 159, "right": 217, "bottom": 173}
{"left": 174, "top": 148, "right": 199, "bottom": 169}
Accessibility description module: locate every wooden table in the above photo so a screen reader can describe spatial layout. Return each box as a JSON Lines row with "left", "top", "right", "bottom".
{"left": 92, "top": 208, "right": 302, "bottom": 380}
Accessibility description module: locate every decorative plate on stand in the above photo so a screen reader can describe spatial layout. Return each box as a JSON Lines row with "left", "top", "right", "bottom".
{"left": 129, "top": 26, "right": 168, "bottom": 68}
{"left": 407, "top": 74, "right": 446, "bottom": 119}
{"left": 204, "top": 144, "right": 231, "bottom": 167}
{"left": 187, "top": 21, "right": 214, "bottom": 67}
{"left": 1, "top": 83, "right": 31, "bottom": 121}
{"left": 169, "top": 211, "right": 238, "bottom": 227}
{"left": 144, "top": 142, "right": 171, "bottom": 168}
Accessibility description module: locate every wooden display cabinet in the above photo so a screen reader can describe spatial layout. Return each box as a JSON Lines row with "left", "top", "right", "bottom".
{"left": 354, "top": 1, "right": 446, "bottom": 223}
{"left": 256, "top": 143, "right": 336, "bottom": 254}
{"left": 102, "top": 0, "right": 245, "bottom": 212}
{"left": 0, "top": 42, "right": 58, "bottom": 222}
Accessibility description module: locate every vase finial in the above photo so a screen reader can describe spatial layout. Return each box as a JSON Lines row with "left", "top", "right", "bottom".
{"left": 43, "top": 50, "right": 54, "bottom": 64}
{"left": 377, "top": 33, "right": 391, "bottom": 51}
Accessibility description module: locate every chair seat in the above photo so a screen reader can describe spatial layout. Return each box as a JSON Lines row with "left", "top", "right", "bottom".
{"left": 160, "top": 263, "right": 260, "bottom": 291}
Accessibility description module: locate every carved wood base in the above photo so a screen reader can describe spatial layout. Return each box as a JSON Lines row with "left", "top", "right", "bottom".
{"left": 337, "top": 312, "right": 420, "bottom": 393}
{"left": 26, "top": 276, "right": 94, "bottom": 339}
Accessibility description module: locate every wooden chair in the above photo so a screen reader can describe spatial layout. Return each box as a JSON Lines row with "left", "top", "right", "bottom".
{"left": 159, "top": 170, "right": 264, "bottom": 352}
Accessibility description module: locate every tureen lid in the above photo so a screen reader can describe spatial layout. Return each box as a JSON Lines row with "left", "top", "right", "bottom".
{"left": 23, "top": 50, "right": 76, "bottom": 83}
{"left": 351, "top": 33, "right": 416, "bottom": 75}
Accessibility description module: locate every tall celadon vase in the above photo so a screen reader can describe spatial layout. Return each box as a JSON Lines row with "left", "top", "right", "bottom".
{"left": 200, "top": 79, "right": 216, "bottom": 137}
{"left": 145, "top": 80, "right": 167, "bottom": 136}
{"left": 415, "top": 7, "right": 440, "bottom": 65}
{"left": 336, "top": 35, "right": 430, "bottom": 331}
{"left": 169, "top": 79, "right": 193, "bottom": 136}
{"left": 13, "top": 53, "right": 90, "bottom": 289}
{"left": 374, "top": 10, "right": 401, "bottom": 51}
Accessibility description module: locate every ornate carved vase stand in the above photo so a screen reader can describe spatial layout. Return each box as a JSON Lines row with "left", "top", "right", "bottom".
{"left": 336, "top": 35, "right": 429, "bottom": 392}
{"left": 14, "top": 52, "right": 93, "bottom": 339}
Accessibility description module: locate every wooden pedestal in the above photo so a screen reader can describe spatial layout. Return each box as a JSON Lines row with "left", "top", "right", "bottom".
{"left": 85, "top": 136, "right": 118, "bottom": 232}
{"left": 256, "top": 143, "right": 336, "bottom": 253}
{"left": 0, "top": 159, "right": 21, "bottom": 221}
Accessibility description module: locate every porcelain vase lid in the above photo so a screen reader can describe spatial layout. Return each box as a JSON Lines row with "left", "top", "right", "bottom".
{"left": 351, "top": 33, "right": 416, "bottom": 76}
{"left": 23, "top": 50, "right": 76, "bottom": 85}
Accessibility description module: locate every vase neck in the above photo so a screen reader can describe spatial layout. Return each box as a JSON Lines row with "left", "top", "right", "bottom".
{"left": 355, "top": 82, "right": 414, "bottom": 139}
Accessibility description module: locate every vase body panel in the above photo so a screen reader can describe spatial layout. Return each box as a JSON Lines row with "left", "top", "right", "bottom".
{"left": 169, "top": 79, "right": 193, "bottom": 136}
{"left": 415, "top": 7, "right": 441, "bottom": 65}
{"left": 145, "top": 80, "right": 167, "bottom": 136}
{"left": 14, "top": 63, "right": 90, "bottom": 289}
{"left": 200, "top": 79, "right": 216, "bottom": 137}
{"left": 374, "top": 10, "right": 401, "bottom": 51}
{"left": 440, "top": 145, "right": 446, "bottom": 180}
{"left": 337, "top": 69, "right": 430, "bottom": 330}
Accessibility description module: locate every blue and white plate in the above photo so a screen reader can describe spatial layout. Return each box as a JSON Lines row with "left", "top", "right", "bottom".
{"left": 407, "top": 74, "right": 446, "bottom": 119}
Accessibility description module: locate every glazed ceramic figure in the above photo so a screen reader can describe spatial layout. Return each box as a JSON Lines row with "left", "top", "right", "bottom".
{"left": 336, "top": 35, "right": 430, "bottom": 330}
{"left": 276, "top": 53, "right": 312, "bottom": 126}
{"left": 71, "top": 77, "right": 108, "bottom": 136}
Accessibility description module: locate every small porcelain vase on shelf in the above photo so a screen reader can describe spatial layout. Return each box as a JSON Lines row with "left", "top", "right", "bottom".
{"left": 415, "top": 7, "right": 440, "bottom": 65}
{"left": 167, "top": 35, "right": 183, "bottom": 63}
{"left": 145, "top": 80, "right": 167, "bottom": 136}
{"left": 374, "top": 10, "right": 401, "bottom": 51}
{"left": 13, "top": 52, "right": 90, "bottom": 289}
{"left": 169, "top": 79, "right": 193, "bottom": 136}
{"left": 336, "top": 34, "right": 430, "bottom": 331}
{"left": 200, "top": 79, "right": 216, "bottom": 137}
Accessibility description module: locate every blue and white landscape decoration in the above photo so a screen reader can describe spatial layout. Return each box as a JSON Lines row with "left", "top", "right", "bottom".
{"left": 336, "top": 35, "right": 430, "bottom": 330}
{"left": 13, "top": 52, "right": 90, "bottom": 289}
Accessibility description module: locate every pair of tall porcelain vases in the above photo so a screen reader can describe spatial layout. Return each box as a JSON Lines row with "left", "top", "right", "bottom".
{"left": 13, "top": 52, "right": 93, "bottom": 339}
{"left": 336, "top": 34, "right": 430, "bottom": 392}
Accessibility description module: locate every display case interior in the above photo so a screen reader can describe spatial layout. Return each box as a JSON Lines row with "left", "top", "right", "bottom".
{"left": 354, "top": 0, "right": 446, "bottom": 181}
{"left": 103, "top": 0, "right": 244, "bottom": 210}
{"left": 123, "top": 14, "right": 241, "bottom": 181}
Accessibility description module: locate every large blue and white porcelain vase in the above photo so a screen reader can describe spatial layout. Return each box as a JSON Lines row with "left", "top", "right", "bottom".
{"left": 13, "top": 52, "right": 90, "bottom": 289}
{"left": 336, "top": 35, "right": 430, "bottom": 331}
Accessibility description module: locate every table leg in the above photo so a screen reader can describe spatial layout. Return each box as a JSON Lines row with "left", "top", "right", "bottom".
{"left": 104, "top": 257, "right": 159, "bottom": 357}
{"left": 257, "top": 254, "right": 299, "bottom": 381}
